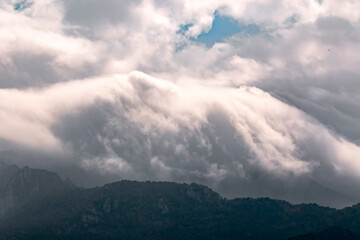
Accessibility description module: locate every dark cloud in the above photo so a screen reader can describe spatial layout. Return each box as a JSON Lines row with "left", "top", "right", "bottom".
{"left": 247, "top": 16, "right": 360, "bottom": 144}
{"left": 0, "top": 54, "right": 58, "bottom": 88}
{"left": 0, "top": 53, "right": 104, "bottom": 88}
{"left": 62, "top": 0, "right": 142, "bottom": 30}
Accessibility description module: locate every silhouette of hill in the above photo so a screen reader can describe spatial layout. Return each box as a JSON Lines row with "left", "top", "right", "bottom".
{"left": 0, "top": 163, "right": 360, "bottom": 240}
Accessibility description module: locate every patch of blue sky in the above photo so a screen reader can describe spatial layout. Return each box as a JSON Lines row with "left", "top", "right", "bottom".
{"left": 176, "top": 24, "right": 193, "bottom": 35}
{"left": 196, "top": 14, "right": 260, "bottom": 47}
{"left": 14, "top": 0, "right": 33, "bottom": 11}
{"left": 178, "top": 12, "right": 260, "bottom": 48}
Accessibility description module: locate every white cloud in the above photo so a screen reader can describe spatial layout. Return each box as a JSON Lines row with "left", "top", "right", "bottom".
{"left": 1, "top": 72, "right": 360, "bottom": 185}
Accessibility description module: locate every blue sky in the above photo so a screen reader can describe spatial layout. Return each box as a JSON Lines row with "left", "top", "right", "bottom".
{"left": 193, "top": 13, "right": 260, "bottom": 47}
{"left": 14, "top": 0, "right": 33, "bottom": 11}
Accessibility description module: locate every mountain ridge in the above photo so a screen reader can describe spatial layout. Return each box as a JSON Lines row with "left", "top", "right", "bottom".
{"left": 1, "top": 163, "right": 360, "bottom": 239}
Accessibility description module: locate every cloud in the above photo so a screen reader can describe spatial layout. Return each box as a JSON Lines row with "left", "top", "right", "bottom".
{"left": 63, "top": 0, "right": 142, "bottom": 29}
{"left": 0, "top": 74, "right": 128, "bottom": 149}
{"left": 1, "top": 0, "right": 360, "bottom": 207}
{"left": 248, "top": 16, "right": 360, "bottom": 144}
{"left": 1, "top": 72, "right": 360, "bottom": 207}
{"left": 0, "top": 2, "right": 105, "bottom": 88}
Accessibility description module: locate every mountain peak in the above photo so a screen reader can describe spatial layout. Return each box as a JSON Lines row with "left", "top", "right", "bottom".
{"left": 5, "top": 166, "right": 75, "bottom": 196}
{"left": 0, "top": 165, "right": 75, "bottom": 216}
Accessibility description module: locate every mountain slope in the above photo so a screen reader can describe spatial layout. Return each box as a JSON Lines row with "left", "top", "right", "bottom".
{"left": 0, "top": 167, "right": 360, "bottom": 239}
{"left": 0, "top": 161, "right": 20, "bottom": 193}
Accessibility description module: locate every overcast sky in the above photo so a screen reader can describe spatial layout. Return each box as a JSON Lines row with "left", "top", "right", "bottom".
{"left": 1, "top": 0, "right": 360, "bottom": 208}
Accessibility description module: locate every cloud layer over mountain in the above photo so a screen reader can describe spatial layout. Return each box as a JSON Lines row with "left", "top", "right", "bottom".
{"left": 1, "top": 0, "right": 360, "bottom": 207}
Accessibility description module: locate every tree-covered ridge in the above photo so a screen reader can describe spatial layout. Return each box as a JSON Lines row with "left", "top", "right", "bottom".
{"left": 0, "top": 163, "right": 360, "bottom": 240}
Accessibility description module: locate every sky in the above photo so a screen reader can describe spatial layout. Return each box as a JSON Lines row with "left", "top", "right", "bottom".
{"left": 1, "top": 0, "right": 360, "bottom": 208}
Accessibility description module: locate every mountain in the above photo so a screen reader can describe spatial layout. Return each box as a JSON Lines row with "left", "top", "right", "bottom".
{"left": 2, "top": 150, "right": 358, "bottom": 209}
{"left": 278, "top": 178, "right": 360, "bottom": 208}
{"left": 1, "top": 165, "right": 360, "bottom": 239}
{"left": 0, "top": 162, "right": 75, "bottom": 216}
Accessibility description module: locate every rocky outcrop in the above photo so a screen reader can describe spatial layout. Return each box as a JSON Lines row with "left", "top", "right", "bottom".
{"left": 0, "top": 163, "right": 75, "bottom": 216}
